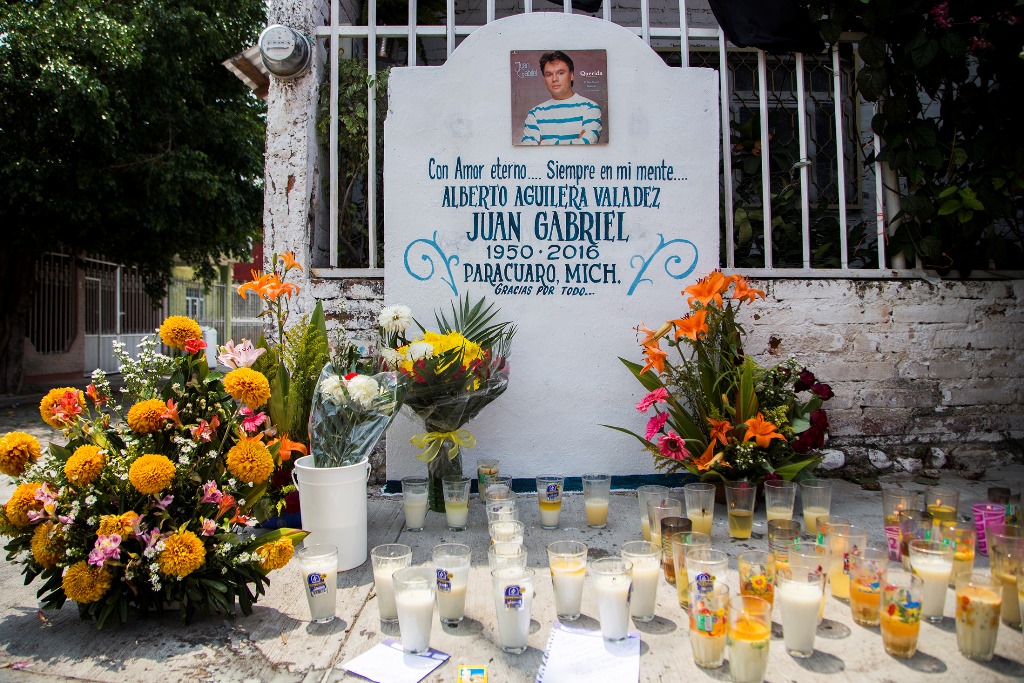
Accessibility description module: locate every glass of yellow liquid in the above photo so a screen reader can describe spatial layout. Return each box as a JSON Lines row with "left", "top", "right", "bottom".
{"left": 725, "top": 482, "right": 756, "bottom": 539}
{"left": 636, "top": 484, "right": 670, "bottom": 541}
{"left": 727, "top": 595, "right": 771, "bottom": 683}
{"left": 799, "top": 479, "right": 832, "bottom": 536}
{"left": 939, "top": 521, "right": 976, "bottom": 587}
{"left": 988, "top": 535, "right": 1024, "bottom": 629}
{"left": 825, "top": 524, "right": 867, "bottom": 601}
{"left": 881, "top": 571, "right": 923, "bottom": 658}
{"left": 955, "top": 572, "right": 1002, "bottom": 661}
{"left": 442, "top": 476, "right": 471, "bottom": 531}
{"left": 647, "top": 497, "right": 683, "bottom": 547}
{"left": 764, "top": 480, "right": 796, "bottom": 523}
{"left": 925, "top": 486, "right": 959, "bottom": 524}
{"left": 849, "top": 546, "right": 887, "bottom": 626}
{"left": 683, "top": 483, "right": 715, "bottom": 536}
{"left": 536, "top": 475, "right": 564, "bottom": 529}
{"left": 671, "top": 531, "right": 710, "bottom": 609}
{"left": 581, "top": 474, "right": 611, "bottom": 528}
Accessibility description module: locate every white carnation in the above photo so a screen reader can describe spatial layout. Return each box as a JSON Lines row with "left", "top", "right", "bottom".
{"left": 320, "top": 375, "right": 342, "bottom": 403}
{"left": 407, "top": 341, "right": 433, "bottom": 361}
{"left": 346, "top": 375, "right": 381, "bottom": 409}
{"left": 380, "top": 347, "right": 403, "bottom": 369}
{"left": 378, "top": 305, "right": 413, "bottom": 333}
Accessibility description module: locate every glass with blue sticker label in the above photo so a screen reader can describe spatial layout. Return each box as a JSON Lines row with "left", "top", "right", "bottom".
{"left": 536, "top": 476, "right": 564, "bottom": 529}
{"left": 297, "top": 544, "right": 338, "bottom": 623}
{"left": 491, "top": 566, "right": 534, "bottom": 653}
{"left": 433, "top": 543, "right": 471, "bottom": 626}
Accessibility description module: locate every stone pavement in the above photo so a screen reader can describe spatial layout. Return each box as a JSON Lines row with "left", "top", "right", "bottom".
{"left": 1, "top": 402, "right": 1022, "bottom": 682}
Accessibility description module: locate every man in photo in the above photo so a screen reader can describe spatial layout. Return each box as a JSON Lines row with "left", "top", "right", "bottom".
{"left": 520, "top": 51, "right": 602, "bottom": 145}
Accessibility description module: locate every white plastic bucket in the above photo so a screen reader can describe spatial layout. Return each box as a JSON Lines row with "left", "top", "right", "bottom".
{"left": 292, "top": 455, "right": 370, "bottom": 571}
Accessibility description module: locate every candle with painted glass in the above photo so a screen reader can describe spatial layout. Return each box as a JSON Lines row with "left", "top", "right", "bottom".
{"left": 401, "top": 477, "right": 428, "bottom": 531}
{"left": 492, "top": 567, "right": 534, "bottom": 654}
{"left": 738, "top": 550, "right": 775, "bottom": 608}
{"left": 536, "top": 475, "right": 564, "bottom": 529}
{"left": 938, "top": 521, "right": 976, "bottom": 587}
{"left": 370, "top": 544, "right": 412, "bottom": 623}
{"left": 880, "top": 572, "right": 923, "bottom": 658}
{"left": 925, "top": 486, "right": 959, "bottom": 524}
{"left": 955, "top": 572, "right": 1003, "bottom": 661}
{"left": 683, "top": 483, "right": 715, "bottom": 536}
{"left": 392, "top": 567, "right": 436, "bottom": 655}
{"left": 687, "top": 580, "right": 729, "bottom": 669}
{"left": 849, "top": 546, "right": 887, "bottom": 626}
{"left": 787, "top": 540, "right": 830, "bottom": 624}
{"left": 637, "top": 485, "right": 669, "bottom": 541}
{"left": 659, "top": 517, "right": 690, "bottom": 584}
{"left": 898, "top": 510, "right": 933, "bottom": 571}
{"left": 547, "top": 540, "right": 587, "bottom": 621}
{"left": 590, "top": 557, "right": 633, "bottom": 641}
{"left": 728, "top": 596, "right": 771, "bottom": 683}
{"left": 621, "top": 541, "right": 661, "bottom": 622}
{"left": 671, "top": 532, "right": 711, "bottom": 609}
{"left": 476, "top": 458, "right": 499, "bottom": 500}
{"left": 825, "top": 524, "right": 866, "bottom": 601}
{"left": 908, "top": 540, "right": 954, "bottom": 622}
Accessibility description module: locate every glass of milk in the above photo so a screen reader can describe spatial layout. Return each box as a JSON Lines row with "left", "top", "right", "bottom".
{"left": 491, "top": 566, "right": 535, "bottom": 654}
{"left": 485, "top": 499, "right": 518, "bottom": 524}
{"left": 488, "top": 542, "right": 527, "bottom": 571}
{"left": 825, "top": 524, "right": 867, "bottom": 601}
{"left": 296, "top": 544, "right": 338, "bottom": 623}
{"left": 775, "top": 566, "right": 825, "bottom": 658}
{"left": 799, "top": 479, "right": 832, "bottom": 537}
{"left": 621, "top": 541, "right": 662, "bottom": 622}
{"left": 724, "top": 483, "right": 756, "bottom": 540}
{"left": 590, "top": 557, "right": 633, "bottom": 641}
{"left": 489, "top": 519, "right": 525, "bottom": 546}
{"left": 637, "top": 485, "right": 670, "bottom": 541}
{"left": 432, "top": 543, "right": 471, "bottom": 626}
{"left": 880, "top": 571, "right": 923, "bottom": 658}
{"left": 764, "top": 480, "right": 797, "bottom": 524}
{"left": 392, "top": 566, "right": 436, "bottom": 655}
{"left": 683, "top": 483, "right": 715, "bottom": 537}
{"left": 547, "top": 540, "right": 587, "bottom": 621}
{"left": 907, "top": 539, "right": 954, "bottom": 622}
{"left": 686, "top": 579, "right": 730, "bottom": 668}
{"left": 442, "top": 475, "right": 472, "bottom": 531}
{"left": 536, "top": 476, "right": 564, "bottom": 529}
{"left": 582, "top": 474, "right": 611, "bottom": 528}
{"left": 727, "top": 595, "right": 771, "bottom": 683}
{"left": 955, "top": 572, "right": 1003, "bottom": 661}
{"left": 401, "top": 476, "right": 429, "bottom": 531}
{"left": 787, "top": 539, "right": 830, "bottom": 624}
{"left": 370, "top": 543, "right": 413, "bottom": 624}
{"left": 646, "top": 497, "right": 683, "bottom": 548}
{"left": 670, "top": 531, "right": 710, "bottom": 609}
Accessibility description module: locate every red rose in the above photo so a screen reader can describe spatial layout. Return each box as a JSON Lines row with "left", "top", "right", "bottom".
{"left": 794, "top": 369, "right": 816, "bottom": 392}
{"left": 184, "top": 338, "right": 207, "bottom": 355}
{"left": 811, "top": 382, "right": 834, "bottom": 400}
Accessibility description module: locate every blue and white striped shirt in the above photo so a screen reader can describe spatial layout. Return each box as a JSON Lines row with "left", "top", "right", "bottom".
{"left": 521, "top": 93, "right": 603, "bottom": 145}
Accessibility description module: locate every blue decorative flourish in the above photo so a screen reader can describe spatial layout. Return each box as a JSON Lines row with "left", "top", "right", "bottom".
{"left": 403, "top": 231, "right": 460, "bottom": 296}
{"left": 627, "top": 233, "right": 699, "bottom": 295}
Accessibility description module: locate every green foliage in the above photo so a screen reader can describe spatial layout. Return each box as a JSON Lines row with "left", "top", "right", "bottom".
{"left": 284, "top": 304, "right": 331, "bottom": 443}
{"left": 433, "top": 296, "right": 518, "bottom": 361}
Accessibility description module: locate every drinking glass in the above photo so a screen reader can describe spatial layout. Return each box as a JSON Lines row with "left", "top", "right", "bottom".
{"left": 621, "top": 541, "right": 661, "bottom": 622}
{"left": 646, "top": 497, "right": 683, "bottom": 547}
{"left": 883, "top": 489, "right": 918, "bottom": 560}
{"left": 849, "top": 546, "right": 887, "bottom": 626}
{"left": 659, "top": 517, "right": 690, "bottom": 583}
{"left": 826, "top": 524, "right": 867, "bottom": 601}
{"left": 482, "top": 474, "right": 513, "bottom": 505}
{"left": 392, "top": 566, "right": 436, "bottom": 655}
{"left": 925, "top": 486, "right": 959, "bottom": 524}
{"left": 485, "top": 499, "right": 518, "bottom": 524}
{"left": 432, "top": 543, "right": 471, "bottom": 626}
{"left": 955, "top": 572, "right": 1002, "bottom": 661}
{"left": 582, "top": 474, "right": 611, "bottom": 528}
{"left": 938, "top": 521, "right": 976, "bottom": 587}
{"left": 547, "top": 540, "right": 587, "bottom": 621}
{"left": 725, "top": 483, "right": 756, "bottom": 539}
{"left": 899, "top": 509, "right": 933, "bottom": 570}
{"left": 442, "top": 475, "right": 471, "bottom": 531}
{"left": 799, "top": 479, "right": 832, "bottom": 536}
{"left": 683, "top": 483, "right": 715, "bottom": 536}
{"left": 687, "top": 580, "right": 729, "bottom": 668}
{"left": 767, "top": 519, "right": 801, "bottom": 558}
{"left": 817, "top": 516, "right": 851, "bottom": 544}
{"left": 296, "top": 544, "right": 338, "bottom": 623}
{"left": 491, "top": 566, "right": 534, "bottom": 654}
{"left": 881, "top": 571, "right": 923, "bottom": 658}
{"left": 476, "top": 458, "right": 499, "bottom": 499}
{"left": 988, "top": 535, "right": 1024, "bottom": 628}
{"left": 908, "top": 539, "right": 953, "bottom": 622}
{"left": 370, "top": 543, "right": 413, "bottom": 623}
{"left": 401, "top": 476, "right": 428, "bottom": 532}
{"left": 637, "top": 484, "right": 670, "bottom": 541}
{"left": 764, "top": 480, "right": 797, "bottom": 524}
{"left": 972, "top": 503, "right": 1006, "bottom": 556}
{"left": 489, "top": 519, "right": 525, "bottom": 546}
{"left": 738, "top": 550, "right": 775, "bottom": 608}
{"left": 787, "top": 539, "right": 830, "bottom": 624}
{"left": 727, "top": 595, "right": 771, "bottom": 683}
{"left": 686, "top": 547, "right": 729, "bottom": 596}
{"left": 775, "top": 566, "right": 826, "bottom": 658}
{"left": 590, "top": 557, "right": 634, "bottom": 641}
{"left": 488, "top": 542, "right": 527, "bottom": 571}
{"left": 671, "top": 531, "right": 711, "bottom": 608}
{"left": 537, "top": 475, "right": 564, "bottom": 529}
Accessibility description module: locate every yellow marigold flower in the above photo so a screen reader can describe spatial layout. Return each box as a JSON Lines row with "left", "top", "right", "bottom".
{"left": 39, "top": 387, "right": 85, "bottom": 429}
{"left": 127, "top": 398, "right": 167, "bottom": 434}
{"left": 158, "top": 530, "right": 206, "bottom": 577}
{"left": 128, "top": 454, "right": 176, "bottom": 495}
{"left": 31, "top": 521, "right": 62, "bottom": 568}
{"left": 64, "top": 445, "right": 106, "bottom": 487}
{"left": 5, "top": 482, "right": 42, "bottom": 527}
{"left": 0, "top": 431, "right": 42, "bottom": 477}
{"left": 225, "top": 439, "right": 274, "bottom": 484}
{"left": 223, "top": 367, "right": 271, "bottom": 408}
{"left": 97, "top": 511, "right": 139, "bottom": 537}
{"left": 159, "top": 316, "right": 203, "bottom": 350}
{"left": 254, "top": 537, "right": 294, "bottom": 572}
{"left": 62, "top": 561, "right": 112, "bottom": 603}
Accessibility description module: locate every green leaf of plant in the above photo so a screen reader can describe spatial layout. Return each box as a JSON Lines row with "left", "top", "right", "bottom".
{"left": 950, "top": 147, "right": 968, "bottom": 167}
{"left": 957, "top": 209, "right": 973, "bottom": 224}
{"left": 937, "top": 186, "right": 958, "bottom": 199}
{"left": 856, "top": 66, "right": 888, "bottom": 101}
{"left": 937, "top": 199, "right": 960, "bottom": 216}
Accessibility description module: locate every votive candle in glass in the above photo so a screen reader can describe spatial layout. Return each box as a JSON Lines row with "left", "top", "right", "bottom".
{"left": 727, "top": 595, "right": 771, "bottom": 683}
{"left": 688, "top": 580, "right": 730, "bottom": 669}
{"left": 955, "top": 572, "right": 1002, "bottom": 662}
{"left": 881, "top": 571, "right": 923, "bottom": 658}
{"left": 849, "top": 546, "right": 887, "bottom": 626}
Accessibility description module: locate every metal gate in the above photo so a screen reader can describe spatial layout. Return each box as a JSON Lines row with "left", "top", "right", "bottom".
{"left": 83, "top": 259, "right": 165, "bottom": 374}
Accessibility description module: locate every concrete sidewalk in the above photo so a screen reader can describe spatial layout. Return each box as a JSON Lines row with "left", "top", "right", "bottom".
{"left": 1, "top": 442, "right": 1023, "bottom": 682}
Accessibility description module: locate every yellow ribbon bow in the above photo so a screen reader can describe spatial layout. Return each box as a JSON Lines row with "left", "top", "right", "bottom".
{"left": 410, "top": 430, "right": 476, "bottom": 463}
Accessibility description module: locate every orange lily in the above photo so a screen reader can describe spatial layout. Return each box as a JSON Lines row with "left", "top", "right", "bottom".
{"left": 636, "top": 321, "right": 670, "bottom": 347}
{"left": 671, "top": 309, "right": 709, "bottom": 341}
{"left": 731, "top": 276, "right": 766, "bottom": 304}
{"left": 692, "top": 442, "right": 727, "bottom": 471}
{"left": 641, "top": 343, "right": 668, "bottom": 374}
{"left": 237, "top": 270, "right": 275, "bottom": 300}
{"left": 708, "top": 417, "right": 732, "bottom": 445}
{"left": 278, "top": 250, "right": 304, "bottom": 273}
{"left": 683, "top": 271, "right": 730, "bottom": 308}
{"left": 264, "top": 277, "right": 299, "bottom": 300}
{"left": 271, "top": 435, "right": 308, "bottom": 462}
{"left": 742, "top": 413, "right": 787, "bottom": 449}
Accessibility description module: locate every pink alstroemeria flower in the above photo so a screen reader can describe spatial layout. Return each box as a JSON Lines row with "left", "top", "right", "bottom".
{"left": 645, "top": 411, "right": 669, "bottom": 440}
{"left": 636, "top": 387, "right": 669, "bottom": 413}
{"left": 217, "top": 339, "right": 265, "bottom": 369}
{"left": 88, "top": 534, "right": 122, "bottom": 567}
{"left": 201, "top": 480, "right": 224, "bottom": 504}
{"left": 239, "top": 407, "right": 267, "bottom": 433}
{"left": 154, "top": 494, "right": 174, "bottom": 510}
{"left": 190, "top": 415, "right": 221, "bottom": 442}
{"left": 200, "top": 518, "right": 217, "bottom": 536}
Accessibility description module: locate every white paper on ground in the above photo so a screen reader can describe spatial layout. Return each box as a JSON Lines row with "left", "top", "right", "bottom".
{"left": 342, "top": 638, "right": 449, "bottom": 683}
{"left": 536, "top": 622, "right": 641, "bottom": 683}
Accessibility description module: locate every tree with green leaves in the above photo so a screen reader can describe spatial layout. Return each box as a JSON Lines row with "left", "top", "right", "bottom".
{"left": 0, "top": 0, "right": 267, "bottom": 392}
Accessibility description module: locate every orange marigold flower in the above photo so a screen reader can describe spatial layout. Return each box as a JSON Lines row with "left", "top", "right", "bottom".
{"left": 0, "top": 431, "right": 42, "bottom": 477}
{"left": 158, "top": 530, "right": 206, "bottom": 577}
{"left": 671, "top": 309, "right": 709, "bottom": 341}
{"left": 31, "top": 521, "right": 62, "bottom": 568}
{"left": 159, "top": 316, "right": 203, "bottom": 350}
{"left": 39, "top": 387, "right": 85, "bottom": 429}
{"left": 127, "top": 398, "right": 168, "bottom": 434}
{"left": 254, "top": 537, "right": 294, "bottom": 572}
{"left": 64, "top": 445, "right": 105, "bottom": 487}
{"left": 742, "top": 413, "right": 788, "bottom": 449}
{"left": 5, "top": 482, "right": 43, "bottom": 527}
{"left": 224, "top": 367, "right": 272, "bottom": 408}
{"left": 641, "top": 343, "right": 668, "bottom": 375}
{"left": 683, "top": 271, "right": 731, "bottom": 308}
{"left": 708, "top": 417, "right": 733, "bottom": 446}
{"left": 97, "top": 511, "right": 139, "bottom": 538}
{"left": 732, "top": 276, "right": 766, "bottom": 303}
{"left": 62, "top": 561, "right": 112, "bottom": 603}
{"left": 226, "top": 438, "right": 275, "bottom": 484}
{"left": 128, "top": 454, "right": 176, "bottom": 495}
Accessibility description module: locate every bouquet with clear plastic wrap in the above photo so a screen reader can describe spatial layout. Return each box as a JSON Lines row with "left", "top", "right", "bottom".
{"left": 308, "top": 364, "right": 405, "bottom": 468}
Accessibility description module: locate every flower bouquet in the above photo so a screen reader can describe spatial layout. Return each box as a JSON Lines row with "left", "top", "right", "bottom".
{"left": 0, "top": 317, "right": 306, "bottom": 628}
{"left": 378, "top": 297, "right": 516, "bottom": 511}
{"left": 608, "top": 271, "right": 832, "bottom": 484}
